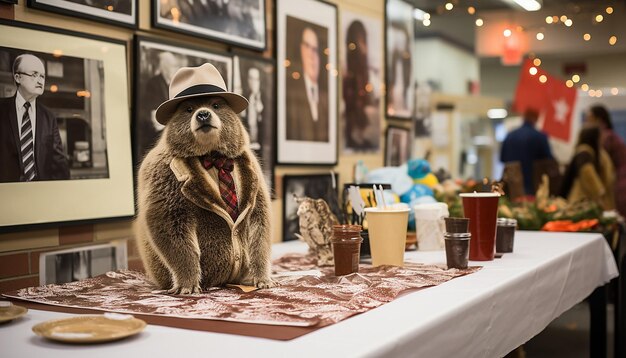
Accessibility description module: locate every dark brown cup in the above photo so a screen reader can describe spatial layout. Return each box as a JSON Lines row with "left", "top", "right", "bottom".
{"left": 444, "top": 217, "right": 470, "bottom": 233}
{"left": 444, "top": 232, "right": 471, "bottom": 269}
{"left": 496, "top": 218, "right": 517, "bottom": 254}
{"left": 332, "top": 225, "right": 363, "bottom": 276}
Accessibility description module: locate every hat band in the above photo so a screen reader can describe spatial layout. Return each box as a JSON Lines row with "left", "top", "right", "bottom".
{"left": 174, "top": 84, "right": 226, "bottom": 99}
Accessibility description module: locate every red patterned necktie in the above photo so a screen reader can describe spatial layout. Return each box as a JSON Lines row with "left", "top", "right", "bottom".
{"left": 201, "top": 153, "right": 239, "bottom": 221}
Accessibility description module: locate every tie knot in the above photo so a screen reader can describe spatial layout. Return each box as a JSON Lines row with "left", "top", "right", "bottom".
{"left": 24, "top": 102, "right": 30, "bottom": 110}
{"left": 202, "top": 154, "right": 234, "bottom": 172}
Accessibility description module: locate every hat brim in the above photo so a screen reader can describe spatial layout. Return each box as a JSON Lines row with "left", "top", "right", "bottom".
{"left": 155, "top": 92, "right": 249, "bottom": 125}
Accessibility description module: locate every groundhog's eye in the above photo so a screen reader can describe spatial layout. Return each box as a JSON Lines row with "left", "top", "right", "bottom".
{"left": 186, "top": 107, "right": 193, "bottom": 113}
{"left": 212, "top": 103, "right": 220, "bottom": 110}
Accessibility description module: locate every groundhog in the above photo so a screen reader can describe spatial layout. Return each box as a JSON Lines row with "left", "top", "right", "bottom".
{"left": 135, "top": 63, "right": 274, "bottom": 294}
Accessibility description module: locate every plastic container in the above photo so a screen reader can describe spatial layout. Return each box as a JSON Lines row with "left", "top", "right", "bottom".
{"left": 444, "top": 232, "right": 471, "bottom": 269}
{"left": 496, "top": 218, "right": 517, "bottom": 254}
{"left": 332, "top": 225, "right": 363, "bottom": 276}
{"left": 414, "top": 202, "right": 449, "bottom": 251}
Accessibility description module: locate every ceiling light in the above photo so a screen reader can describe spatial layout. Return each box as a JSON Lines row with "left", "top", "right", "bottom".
{"left": 564, "top": 19, "right": 572, "bottom": 27}
{"left": 504, "top": 29, "right": 512, "bottom": 37}
{"left": 609, "top": 36, "right": 617, "bottom": 45}
{"left": 539, "top": 75, "right": 547, "bottom": 83}
{"left": 413, "top": 8, "right": 427, "bottom": 21}
{"left": 533, "top": 58, "right": 541, "bottom": 66}
{"left": 581, "top": 84, "right": 589, "bottom": 91}
{"left": 423, "top": 19, "right": 431, "bottom": 26}
{"left": 566, "top": 80, "right": 573, "bottom": 88}
{"left": 511, "top": 0, "right": 541, "bottom": 11}
{"left": 596, "top": 14, "right": 604, "bottom": 23}
{"left": 445, "top": 2, "right": 453, "bottom": 11}
{"left": 572, "top": 74, "right": 580, "bottom": 83}
{"left": 611, "top": 87, "right": 619, "bottom": 95}
{"left": 487, "top": 108, "right": 508, "bottom": 119}
{"left": 583, "top": 33, "right": 591, "bottom": 41}
{"left": 606, "top": 7, "right": 613, "bottom": 15}
{"left": 529, "top": 67, "right": 538, "bottom": 75}
{"left": 545, "top": 16, "right": 553, "bottom": 24}
{"left": 475, "top": 18, "right": 484, "bottom": 27}
{"left": 468, "top": 6, "right": 475, "bottom": 15}
{"left": 536, "top": 32, "right": 544, "bottom": 40}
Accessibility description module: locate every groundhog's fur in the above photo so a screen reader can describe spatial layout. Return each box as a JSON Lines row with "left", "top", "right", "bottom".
{"left": 135, "top": 96, "right": 273, "bottom": 294}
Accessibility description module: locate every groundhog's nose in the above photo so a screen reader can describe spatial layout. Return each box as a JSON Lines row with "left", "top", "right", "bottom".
{"left": 196, "top": 110, "right": 211, "bottom": 124}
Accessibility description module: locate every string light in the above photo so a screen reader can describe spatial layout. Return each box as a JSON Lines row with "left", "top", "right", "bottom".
{"left": 564, "top": 19, "right": 573, "bottom": 27}
{"left": 581, "top": 84, "right": 589, "bottom": 91}
{"left": 529, "top": 67, "right": 538, "bottom": 75}
{"left": 552, "top": 16, "right": 559, "bottom": 23}
{"left": 609, "top": 36, "right": 617, "bottom": 45}
{"left": 536, "top": 32, "right": 544, "bottom": 40}
{"left": 445, "top": 2, "right": 453, "bottom": 10}
{"left": 596, "top": 90, "right": 603, "bottom": 97}
{"left": 467, "top": 6, "right": 475, "bottom": 15}
{"left": 533, "top": 58, "right": 541, "bottom": 66}
{"left": 606, "top": 7, "right": 613, "bottom": 14}
{"left": 539, "top": 75, "right": 547, "bottom": 83}
{"left": 475, "top": 18, "right": 483, "bottom": 26}
{"left": 566, "top": 80, "right": 574, "bottom": 87}
{"left": 545, "top": 16, "right": 553, "bottom": 24}
{"left": 589, "top": 89, "right": 596, "bottom": 97}
{"left": 595, "top": 14, "right": 604, "bottom": 23}
{"left": 583, "top": 33, "right": 591, "bottom": 41}
{"left": 424, "top": 13, "right": 431, "bottom": 20}
{"left": 423, "top": 19, "right": 431, "bottom": 26}
{"left": 504, "top": 29, "right": 512, "bottom": 37}
{"left": 572, "top": 74, "right": 580, "bottom": 83}
{"left": 611, "top": 88, "right": 619, "bottom": 95}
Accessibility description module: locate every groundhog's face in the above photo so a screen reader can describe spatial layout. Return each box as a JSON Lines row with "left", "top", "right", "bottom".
{"left": 165, "top": 96, "right": 249, "bottom": 158}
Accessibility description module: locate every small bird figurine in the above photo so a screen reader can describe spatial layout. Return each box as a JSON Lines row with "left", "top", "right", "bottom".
{"left": 293, "top": 195, "right": 339, "bottom": 266}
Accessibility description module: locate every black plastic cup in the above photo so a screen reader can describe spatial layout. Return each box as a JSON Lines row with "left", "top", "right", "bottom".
{"left": 444, "top": 217, "right": 470, "bottom": 234}
{"left": 444, "top": 232, "right": 471, "bottom": 269}
{"left": 496, "top": 218, "right": 517, "bottom": 254}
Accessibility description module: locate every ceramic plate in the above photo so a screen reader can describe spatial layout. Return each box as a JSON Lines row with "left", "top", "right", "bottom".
{"left": 32, "top": 314, "right": 146, "bottom": 343}
{"left": 0, "top": 304, "right": 28, "bottom": 323}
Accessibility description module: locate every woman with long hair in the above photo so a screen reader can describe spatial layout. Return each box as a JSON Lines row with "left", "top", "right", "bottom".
{"left": 560, "top": 126, "right": 615, "bottom": 210}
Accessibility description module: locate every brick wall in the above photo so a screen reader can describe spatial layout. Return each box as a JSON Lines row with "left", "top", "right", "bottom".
{"left": 0, "top": 220, "right": 144, "bottom": 293}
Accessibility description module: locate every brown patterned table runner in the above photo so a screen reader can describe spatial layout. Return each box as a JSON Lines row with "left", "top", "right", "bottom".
{"left": 2, "top": 254, "right": 480, "bottom": 340}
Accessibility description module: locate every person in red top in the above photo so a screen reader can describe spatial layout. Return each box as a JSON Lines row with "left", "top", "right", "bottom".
{"left": 586, "top": 104, "right": 626, "bottom": 217}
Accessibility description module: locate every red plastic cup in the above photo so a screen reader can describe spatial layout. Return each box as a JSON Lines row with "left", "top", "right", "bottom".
{"left": 460, "top": 192, "right": 500, "bottom": 261}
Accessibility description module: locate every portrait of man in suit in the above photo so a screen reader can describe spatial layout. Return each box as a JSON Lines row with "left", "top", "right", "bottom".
{"left": 0, "top": 53, "right": 70, "bottom": 182}
{"left": 285, "top": 18, "right": 329, "bottom": 142}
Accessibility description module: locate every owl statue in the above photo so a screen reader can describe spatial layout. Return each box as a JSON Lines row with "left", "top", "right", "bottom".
{"left": 293, "top": 195, "right": 339, "bottom": 266}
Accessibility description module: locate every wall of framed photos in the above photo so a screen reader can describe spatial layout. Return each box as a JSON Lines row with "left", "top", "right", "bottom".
{"left": 0, "top": 0, "right": 404, "bottom": 290}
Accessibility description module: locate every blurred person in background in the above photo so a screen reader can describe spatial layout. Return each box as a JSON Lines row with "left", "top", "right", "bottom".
{"left": 560, "top": 126, "right": 615, "bottom": 210}
{"left": 586, "top": 104, "right": 626, "bottom": 217}
{"left": 500, "top": 108, "right": 553, "bottom": 195}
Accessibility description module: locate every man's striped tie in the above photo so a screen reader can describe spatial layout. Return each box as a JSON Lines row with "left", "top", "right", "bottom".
{"left": 20, "top": 102, "right": 35, "bottom": 181}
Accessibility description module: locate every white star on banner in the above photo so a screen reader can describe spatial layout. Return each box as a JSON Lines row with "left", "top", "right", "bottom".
{"left": 553, "top": 98, "right": 569, "bottom": 123}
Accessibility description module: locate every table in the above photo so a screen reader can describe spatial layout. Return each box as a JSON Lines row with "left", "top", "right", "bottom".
{"left": 1, "top": 231, "right": 618, "bottom": 358}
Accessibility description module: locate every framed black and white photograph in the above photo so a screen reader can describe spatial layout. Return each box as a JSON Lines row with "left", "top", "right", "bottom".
{"left": 39, "top": 241, "right": 127, "bottom": 285}
{"left": 233, "top": 54, "right": 275, "bottom": 194}
{"left": 153, "top": 0, "right": 266, "bottom": 51}
{"left": 282, "top": 172, "right": 340, "bottom": 241}
{"left": 133, "top": 36, "right": 233, "bottom": 165}
{"left": 340, "top": 9, "right": 383, "bottom": 153}
{"left": 27, "top": 0, "right": 137, "bottom": 28}
{"left": 0, "top": 20, "right": 134, "bottom": 229}
{"left": 384, "top": 125, "right": 411, "bottom": 166}
{"left": 385, "top": 0, "right": 414, "bottom": 119}
{"left": 276, "top": 0, "right": 337, "bottom": 165}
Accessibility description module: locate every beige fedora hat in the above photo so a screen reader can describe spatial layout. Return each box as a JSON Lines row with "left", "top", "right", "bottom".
{"left": 155, "top": 63, "right": 248, "bottom": 125}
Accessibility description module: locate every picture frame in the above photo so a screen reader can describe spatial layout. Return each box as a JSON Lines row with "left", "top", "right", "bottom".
{"left": 27, "top": 0, "right": 137, "bottom": 29}
{"left": 153, "top": 0, "right": 266, "bottom": 51}
{"left": 282, "top": 172, "right": 340, "bottom": 241}
{"left": 133, "top": 36, "right": 233, "bottom": 166}
{"left": 39, "top": 241, "right": 127, "bottom": 285}
{"left": 384, "top": 125, "right": 411, "bottom": 166}
{"left": 232, "top": 54, "right": 276, "bottom": 195}
{"left": 340, "top": 9, "right": 383, "bottom": 153}
{"left": 0, "top": 20, "right": 134, "bottom": 230}
{"left": 385, "top": 0, "right": 414, "bottom": 120}
{"left": 276, "top": 0, "right": 338, "bottom": 165}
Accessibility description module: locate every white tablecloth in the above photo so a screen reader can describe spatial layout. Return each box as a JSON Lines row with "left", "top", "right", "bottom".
{"left": 1, "top": 231, "right": 618, "bottom": 358}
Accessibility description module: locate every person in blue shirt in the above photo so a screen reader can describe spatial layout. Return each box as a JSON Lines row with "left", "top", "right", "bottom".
{"left": 500, "top": 108, "right": 553, "bottom": 195}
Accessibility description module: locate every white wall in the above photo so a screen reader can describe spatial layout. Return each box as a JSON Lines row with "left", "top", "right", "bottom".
{"left": 414, "top": 38, "right": 479, "bottom": 96}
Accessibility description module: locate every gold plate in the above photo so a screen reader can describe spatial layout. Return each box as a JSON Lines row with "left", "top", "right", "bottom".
{"left": 32, "top": 315, "right": 146, "bottom": 343}
{"left": 0, "top": 304, "right": 28, "bottom": 323}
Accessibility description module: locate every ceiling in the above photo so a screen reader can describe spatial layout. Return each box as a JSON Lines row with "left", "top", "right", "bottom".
{"left": 409, "top": 0, "right": 626, "bottom": 54}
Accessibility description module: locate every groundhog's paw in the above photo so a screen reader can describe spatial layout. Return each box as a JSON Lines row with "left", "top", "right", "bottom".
{"left": 254, "top": 277, "right": 277, "bottom": 289}
{"left": 166, "top": 284, "right": 201, "bottom": 295}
